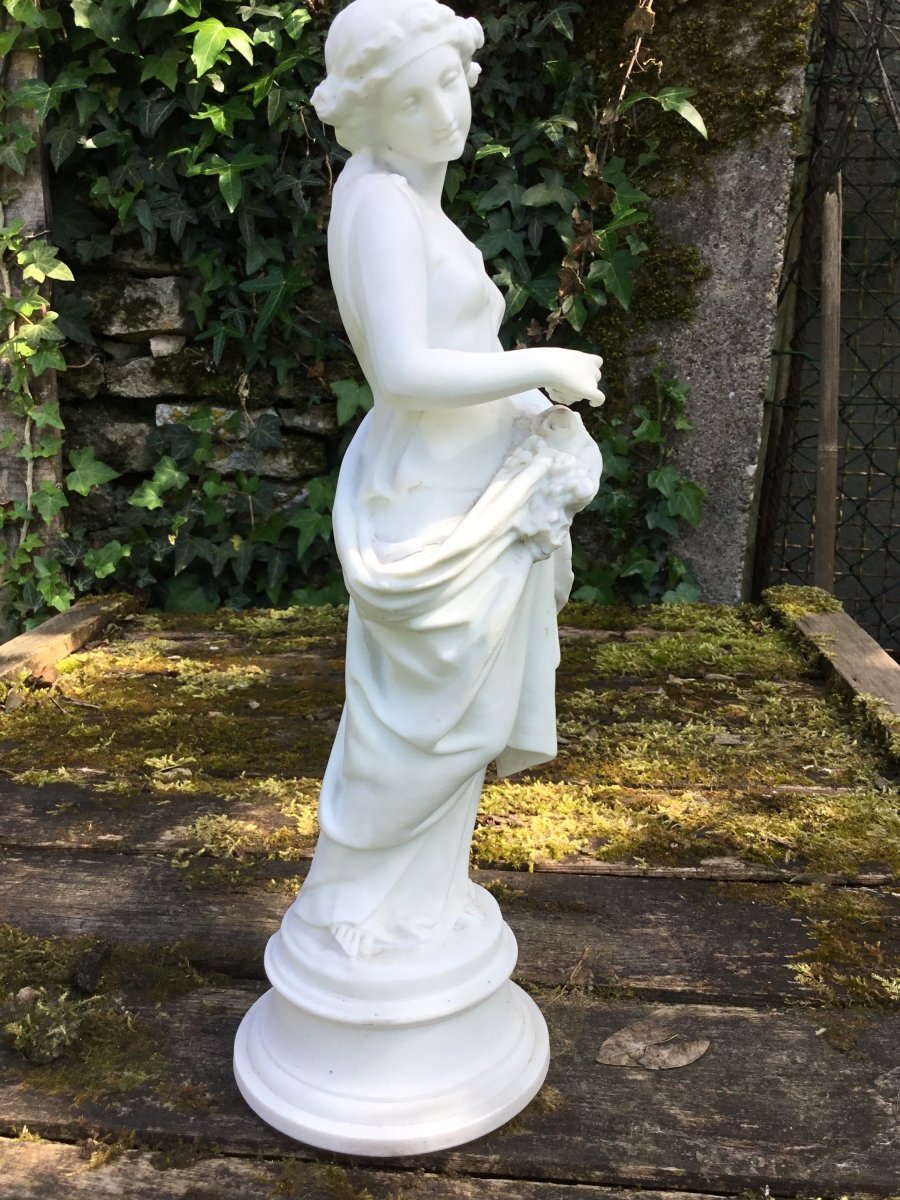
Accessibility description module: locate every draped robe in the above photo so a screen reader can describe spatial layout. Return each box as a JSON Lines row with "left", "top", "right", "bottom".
{"left": 294, "top": 156, "right": 601, "bottom": 950}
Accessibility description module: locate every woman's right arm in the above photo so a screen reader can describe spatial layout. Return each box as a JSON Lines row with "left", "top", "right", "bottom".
{"left": 342, "top": 176, "right": 604, "bottom": 411}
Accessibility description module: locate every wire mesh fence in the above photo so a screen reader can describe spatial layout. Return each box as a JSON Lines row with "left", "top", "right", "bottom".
{"left": 753, "top": 0, "right": 899, "bottom": 653}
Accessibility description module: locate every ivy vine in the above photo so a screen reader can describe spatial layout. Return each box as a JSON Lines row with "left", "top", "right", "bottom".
{"left": 1, "top": 0, "right": 708, "bottom": 629}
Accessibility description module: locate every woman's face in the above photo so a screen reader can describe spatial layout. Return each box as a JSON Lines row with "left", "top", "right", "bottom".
{"left": 372, "top": 42, "right": 471, "bottom": 165}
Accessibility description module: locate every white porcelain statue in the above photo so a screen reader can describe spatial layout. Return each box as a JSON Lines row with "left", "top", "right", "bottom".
{"left": 234, "top": 0, "right": 604, "bottom": 1155}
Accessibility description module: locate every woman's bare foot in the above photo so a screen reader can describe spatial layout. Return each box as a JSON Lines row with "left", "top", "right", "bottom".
{"left": 453, "top": 888, "right": 485, "bottom": 932}
{"left": 332, "top": 922, "right": 376, "bottom": 959}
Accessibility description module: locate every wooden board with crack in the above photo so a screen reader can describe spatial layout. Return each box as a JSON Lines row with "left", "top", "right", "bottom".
{"left": 0, "top": 989, "right": 897, "bottom": 1195}
{"left": 0, "top": 594, "right": 898, "bottom": 1197}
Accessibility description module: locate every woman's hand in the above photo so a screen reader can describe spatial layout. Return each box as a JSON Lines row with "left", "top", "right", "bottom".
{"left": 542, "top": 349, "right": 605, "bottom": 408}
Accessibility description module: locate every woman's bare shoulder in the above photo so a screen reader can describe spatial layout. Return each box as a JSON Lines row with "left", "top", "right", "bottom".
{"left": 335, "top": 161, "right": 419, "bottom": 222}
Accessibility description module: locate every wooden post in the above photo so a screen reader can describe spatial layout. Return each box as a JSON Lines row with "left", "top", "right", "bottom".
{"left": 813, "top": 175, "right": 842, "bottom": 592}
{"left": 0, "top": 17, "right": 63, "bottom": 640}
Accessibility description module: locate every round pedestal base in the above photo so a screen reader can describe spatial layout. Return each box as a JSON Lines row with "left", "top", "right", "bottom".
{"left": 234, "top": 978, "right": 548, "bottom": 1156}
{"left": 233, "top": 884, "right": 549, "bottom": 1155}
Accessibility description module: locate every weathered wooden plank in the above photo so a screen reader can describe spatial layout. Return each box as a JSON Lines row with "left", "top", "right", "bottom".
{"left": 0, "top": 1139, "right": 732, "bottom": 1200}
{"left": 0, "top": 849, "right": 830, "bottom": 1002}
{"left": 797, "top": 610, "right": 900, "bottom": 742}
{"left": 0, "top": 595, "right": 137, "bottom": 683}
{"left": 1, "top": 778, "right": 892, "bottom": 885}
{"left": 0, "top": 779, "right": 243, "bottom": 855}
{"left": 1, "top": 988, "right": 897, "bottom": 1195}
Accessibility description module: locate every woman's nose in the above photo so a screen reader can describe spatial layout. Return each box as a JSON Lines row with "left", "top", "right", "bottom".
{"left": 429, "top": 91, "right": 455, "bottom": 131}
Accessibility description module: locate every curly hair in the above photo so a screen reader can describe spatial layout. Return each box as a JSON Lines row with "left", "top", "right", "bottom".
{"left": 311, "top": 0, "right": 483, "bottom": 153}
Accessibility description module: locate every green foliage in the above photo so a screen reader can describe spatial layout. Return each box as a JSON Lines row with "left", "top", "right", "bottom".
{"left": 0, "top": 0, "right": 711, "bottom": 628}
{"left": 53, "top": 409, "right": 343, "bottom": 613}
{"left": 574, "top": 370, "right": 705, "bottom": 605}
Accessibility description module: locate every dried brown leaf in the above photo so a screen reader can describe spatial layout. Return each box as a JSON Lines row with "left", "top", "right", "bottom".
{"left": 596, "top": 1016, "right": 710, "bottom": 1070}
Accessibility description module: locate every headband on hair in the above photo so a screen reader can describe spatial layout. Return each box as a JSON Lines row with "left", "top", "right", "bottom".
{"left": 311, "top": 0, "right": 483, "bottom": 145}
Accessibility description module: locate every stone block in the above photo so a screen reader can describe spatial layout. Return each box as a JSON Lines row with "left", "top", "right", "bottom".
{"left": 278, "top": 405, "right": 338, "bottom": 437}
{"left": 105, "top": 354, "right": 236, "bottom": 400}
{"left": 58, "top": 357, "right": 106, "bottom": 401}
{"left": 81, "top": 276, "right": 191, "bottom": 341}
{"left": 150, "top": 335, "right": 187, "bottom": 358}
{"left": 65, "top": 403, "right": 156, "bottom": 474}
{"left": 156, "top": 403, "right": 282, "bottom": 444}
{"left": 67, "top": 482, "right": 119, "bottom": 529}
{"left": 99, "top": 340, "right": 143, "bottom": 362}
{"left": 211, "top": 436, "right": 327, "bottom": 481}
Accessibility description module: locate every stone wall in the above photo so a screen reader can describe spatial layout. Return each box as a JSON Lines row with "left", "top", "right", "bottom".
{"left": 59, "top": 268, "right": 340, "bottom": 540}
{"left": 649, "top": 107, "right": 803, "bottom": 604}
{"left": 55, "top": 2, "right": 813, "bottom": 606}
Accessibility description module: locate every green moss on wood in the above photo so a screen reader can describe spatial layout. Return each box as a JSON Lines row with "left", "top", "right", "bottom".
{"left": 763, "top": 584, "right": 844, "bottom": 622}
{"left": 721, "top": 882, "right": 900, "bottom": 1009}
{"left": 1, "top": 604, "right": 895, "bottom": 882}
{"left": 0, "top": 925, "right": 222, "bottom": 1105}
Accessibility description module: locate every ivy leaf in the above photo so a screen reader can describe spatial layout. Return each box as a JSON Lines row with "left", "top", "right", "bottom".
{"left": 548, "top": 8, "right": 574, "bottom": 39}
{"left": 46, "top": 127, "right": 78, "bottom": 170}
{"left": 71, "top": 0, "right": 137, "bottom": 49}
{"left": 230, "top": 536, "right": 255, "bottom": 585}
{"left": 284, "top": 8, "right": 311, "bottom": 40}
{"left": 9, "top": 79, "right": 54, "bottom": 123}
{"left": 17, "top": 240, "right": 74, "bottom": 284}
{"left": 29, "top": 347, "right": 67, "bottom": 377}
{"left": 182, "top": 18, "right": 230, "bottom": 76}
{"left": 633, "top": 407, "right": 663, "bottom": 445}
{"left": 83, "top": 540, "right": 131, "bottom": 579}
{"left": 645, "top": 503, "right": 680, "bottom": 536}
{"left": 196, "top": 539, "right": 234, "bottom": 575}
{"left": 267, "top": 86, "right": 288, "bottom": 126}
{"left": 181, "top": 18, "right": 253, "bottom": 76}
{"left": 663, "top": 580, "right": 702, "bottom": 604}
{"left": 0, "top": 27, "right": 20, "bottom": 55}
{"left": 0, "top": 137, "right": 32, "bottom": 176}
{"left": 162, "top": 572, "right": 218, "bottom": 613}
{"left": 66, "top": 447, "right": 121, "bottom": 496}
{"left": 304, "top": 474, "right": 337, "bottom": 513}
{"left": 30, "top": 405, "right": 65, "bottom": 430}
{"left": 135, "top": 95, "right": 179, "bottom": 138}
{"left": 588, "top": 248, "right": 641, "bottom": 310}
{"left": 668, "top": 481, "right": 705, "bottom": 525}
{"left": 245, "top": 411, "right": 283, "bottom": 451}
{"left": 74, "top": 90, "right": 100, "bottom": 126}
{"left": 287, "top": 509, "right": 331, "bottom": 559}
{"left": 656, "top": 87, "right": 708, "bottom": 139}
{"left": 173, "top": 535, "right": 200, "bottom": 575}
{"left": 240, "top": 264, "right": 308, "bottom": 340}
{"left": 647, "top": 467, "right": 704, "bottom": 525}
{"left": 330, "top": 378, "right": 373, "bottom": 426}
{"left": 647, "top": 464, "right": 680, "bottom": 499}
{"left": 217, "top": 165, "right": 243, "bottom": 213}
{"left": 619, "top": 548, "right": 660, "bottom": 586}
{"left": 476, "top": 177, "right": 522, "bottom": 213}
{"left": 140, "top": 0, "right": 201, "bottom": 17}
{"left": 31, "top": 481, "right": 69, "bottom": 524}
{"left": 140, "top": 48, "right": 185, "bottom": 92}
{"left": 0, "top": 219, "right": 25, "bottom": 255}
{"left": 224, "top": 26, "right": 254, "bottom": 66}
{"left": 619, "top": 88, "right": 708, "bottom": 139}
{"left": 474, "top": 142, "right": 511, "bottom": 162}
{"left": 127, "top": 456, "right": 189, "bottom": 510}
{"left": 521, "top": 180, "right": 577, "bottom": 210}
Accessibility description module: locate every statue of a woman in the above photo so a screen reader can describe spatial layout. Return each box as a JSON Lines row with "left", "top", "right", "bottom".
{"left": 234, "top": 0, "right": 603, "bottom": 1155}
